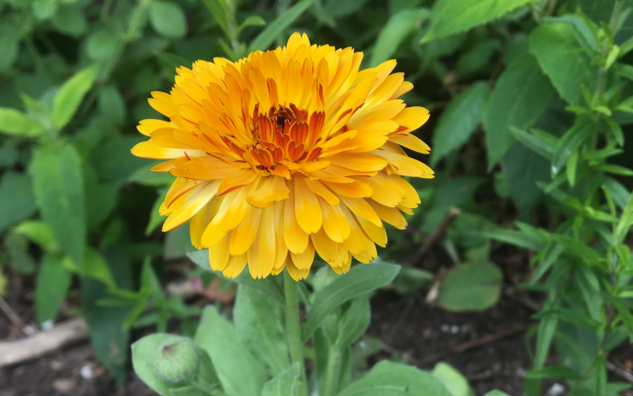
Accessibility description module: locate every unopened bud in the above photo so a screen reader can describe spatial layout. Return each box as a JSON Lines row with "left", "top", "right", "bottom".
{"left": 153, "top": 336, "right": 200, "bottom": 384}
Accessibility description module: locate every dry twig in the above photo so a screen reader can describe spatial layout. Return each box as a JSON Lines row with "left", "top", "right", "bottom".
{"left": 410, "top": 207, "right": 461, "bottom": 264}
{"left": 0, "top": 296, "right": 35, "bottom": 336}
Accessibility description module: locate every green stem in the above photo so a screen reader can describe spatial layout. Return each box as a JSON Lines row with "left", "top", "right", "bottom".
{"left": 323, "top": 344, "right": 341, "bottom": 396}
{"left": 283, "top": 270, "right": 308, "bottom": 396}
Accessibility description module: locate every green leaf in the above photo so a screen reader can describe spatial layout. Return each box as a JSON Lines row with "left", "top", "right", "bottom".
{"left": 132, "top": 333, "right": 175, "bottom": 396}
{"left": 233, "top": 285, "right": 290, "bottom": 376}
{"left": 525, "top": 365, "right": 580, "bottom": 380}
{"left": 146, "top": 190, "right": 167, "bottom": 235}
{"left": 262, "top": 362, "right": 300, "bottom": 396}
{"left": 301, "top": 262, "right": 400, "bottom": 342}
{"left": 51, "top": 4, "right": 88, "bottom": 36}
{"left": 338, "top": 360, "right": 452, "bottom": 396}
{"left": 194, "top": 306, "right": 268, "bottom": 396}
{"left": 91, "top": 136, "right": 146, "bottom": 181}
{"left": 430, "top": 82, "right": 488, "bottom": 166}
{"left": 249, "top": 0, "right": 315, "bottom": 52}
{"left": 337, "top": 295, "right": 371, "bottom": 348}
{"left": 237, "top": 15, "right": 266, "bottom": 35}
{"left": 0, "top": 172, "right": 36, "bottom": 231}
{"left": 529, "top": 23, "right": 598, "bottom": 106}
{"left": 421, "top": 0, "right": 535, "bottom": 43}
{"left": 0, "top": 108, "right": 43, "bottom": 137}
{"left": 324, "top": 0, "right": 371, "bottom": 17}
{"left": 32, "top": 0, "right": 58, "bottom": 20}
{"left": 481, "top": 229, "right": 544, "bottom": 250}
{"left": 97, "top": 86, "right": 125, "bottom": 124}
{"left": 201, "top": 0, "right": 231, "bottom": 38}
{"left": 188, "top": 250, "right": 284, "bottom": 304}
{"left": 509, "top": 126, "right": 555, "bottom": 160}
{"left": 503, "top": 142, "right": 550, "bottom": 217}
{"left": 483, "top": 53, "right": 555, "bottom": 167}
{"left": 551, "top": 123, "right": 593, "bottom": 176}
{"left": 368, "top": 8, "right": 429, "bottom": 68}
{"left": 483, "top": 392, "right": 511, "bottom": 396}
{"left": 13, "top": 221, "right": 59, "bottom": 252}
{"left": 550, "top": 234, "right": 602, "bottom": 265}
{"left": 31, "top": 145, "right": 86, "bottom": 267}
{"left": 83, "top": 165, "right": 119, "bottom": 230}
{"left": 0, "top": 35, "right": 19, "bottom": 71}
{"left": 83, "top": 247, "right": 132, "bottom": 385}
{"left": 52, "top": 64, "right": 98, "bottom": 130}
{"left": 456, "top": 39, "right": 501, "bottom": 76}
{"left": 150, "top": 1, "right": 188, "bottom": 39}
{"left": 437, "top": 262, "right": 502, "bottom": 311}
{"left": 393, "top": 266, "right": 434, "bottom": 294}
{"left": 431, "top": 362, "right": 475, "bottom": 396}
{"left": 4, "top": 233, "right": 36, "bottom": 274}
{"left": 534, "top": 308, "right": 601, "bottom": 330}
{"left": 87, "top": 30, "right": 119, "bottom": 61}
{"left": 35, "top": 252, "right": 72, "bottom": 324}
{"left": 63, "top": 247, "right": 116, "bottom": 288}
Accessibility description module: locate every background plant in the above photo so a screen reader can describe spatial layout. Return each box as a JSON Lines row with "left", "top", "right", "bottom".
{"left": 0, "top": 0, "right": 632, "bottom": 395}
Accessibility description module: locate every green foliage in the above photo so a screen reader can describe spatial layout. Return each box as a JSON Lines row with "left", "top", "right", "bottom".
{"left": 35, "top": 252, "right": 71, "bottom": 324}
{"left": 437, "top": 262, "right": 502, "bottom": 311}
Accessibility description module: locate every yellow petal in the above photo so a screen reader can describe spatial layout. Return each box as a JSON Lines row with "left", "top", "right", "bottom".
{"left": 392, "top": 106, "right": 430, "bottom": 132}
{"left": 247, "top": 176, "right": 290, "bottom": 208}
{"left": 369, "top": 200, "right": 407, "bottom": 230}
{"left": 356, "top": 215, "right": 387, "bottom": 247}
{"left": 229, "top": 207, "right": 261, "bottom": 256}
{"left": 323, "top": 180, "right": 373, "bottom": 198}
{"left": 339, "top": 196, "right": 382, "bottom": 227}
{"left": 286, "top": 256, "right": 310, "bottom": 281}
{"left": 320, "top": 200, "right": 350, "bottom": 243}
{"left": 222, "top": 253, "right": 248, "bottom": 278}
{"left": 311, "top": 228, "right": 339, "bottom": 264}
{"left": 131, "top": 141, "right": 205, "bottom": 159}
{"left": 284, "top": 187, "right": 309, "bottom": 254}
{"left": 273, "top": 201, "right": 289, "bottom": 271}
{"left": 294, "top": 177, "right": 322, "bottom": 234}
{"left": 209, "top": 231, "right": 231, "bottom": 271}
{"left": 290, "top": 239, "right": 315, "bottom": 270}
{"left": 304, "top": 179, "right": 339, "bottom": 206}
{"left": 163, "top": 180, "right": 221, "bottom": 231}
{"left": 137, "top": 119, "right": 173, "bottom": 136}
{"left": 247, "top": 205, "right": 276, "bottom": 279}
{"left": 388, "top": 133, "right": 431, "bottom": 154}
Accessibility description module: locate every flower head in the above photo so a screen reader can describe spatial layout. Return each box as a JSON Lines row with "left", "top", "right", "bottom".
{"left": 132, "top": 33, "right": 433, "bottom": 281}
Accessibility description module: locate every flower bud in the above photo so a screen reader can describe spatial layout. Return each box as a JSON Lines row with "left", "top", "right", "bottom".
{"left": 153, "top": 336, "right": 200, "bottom": 384}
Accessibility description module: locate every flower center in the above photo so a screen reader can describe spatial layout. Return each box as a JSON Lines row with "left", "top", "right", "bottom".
{"left": 230, "top": 104, "right": 326, "bottom": 172}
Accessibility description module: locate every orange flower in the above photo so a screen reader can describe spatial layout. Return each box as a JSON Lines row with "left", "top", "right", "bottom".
{"left": 132, "top": 33, "right": 433, "bottom": 280}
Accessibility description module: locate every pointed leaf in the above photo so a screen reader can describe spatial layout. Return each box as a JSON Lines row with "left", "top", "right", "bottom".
{"left": 52, "top": 65, "right": 98, "bottom": 130}
{"left": 262, "top": 362, "right": 300, "bottom": 396}
{"left": 35, "top": 253, "right": 72, "bottom": 324}
{"left": 0, "top": 108, "right": 44, "bottom": 137}
{"left": 249, "top": 0, "right": 315, "bottom": 52}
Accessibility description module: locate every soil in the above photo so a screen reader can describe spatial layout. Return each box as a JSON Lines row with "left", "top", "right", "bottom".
{"left": 1, "top": 257, "right": 632, "bottom": 396}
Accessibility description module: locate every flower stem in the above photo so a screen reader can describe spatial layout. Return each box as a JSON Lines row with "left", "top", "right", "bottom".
{"left": 283, "top": 270, "right": 308, "bottom": 396}
{"left": 323, "top": 344, "right": 341, "bottom": 396}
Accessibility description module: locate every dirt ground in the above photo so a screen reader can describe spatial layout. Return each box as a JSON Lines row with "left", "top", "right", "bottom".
{"left": 1, "top": 258, "right": 632, "bottom": 396}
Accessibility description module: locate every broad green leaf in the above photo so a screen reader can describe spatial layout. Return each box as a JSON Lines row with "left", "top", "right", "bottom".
{"left": 201, "top": 0, "right": 231, "bottom": 38}
{"left": 529, "top": 23, "right": 598, "bottom": 106}
{"left": 431, "top": 362, "right": 474, "bottom": 396}
{"left": 32, "top": 0, "right": 58, "bottom": 19}
{"left": 437, "top": 262, "right": 502, "bottom": 311}
{"left": 483, "top": 53, "right": 555, "bottom": 167}
{"left": 0, "top": 172, "right": 36, "bottom": 230}
{"left": 368, "top": 8, "right": 429, "bottom": 68}
{"left": 338, "top": 360, "right": 452, "bottom": 396}
{"left": 132, "top": 333, "right": 175, "bottom": 396}
{"left": 150, "top": 1, "right": 187, "bottom": 39}
{"left": 262, "top": 362, "right": 300, "bottom": 396}
{"left": 337, "top": 295, "right": 371, "bottom": 348}
{"left": 35, "top": 252, "right": 72, "bottom": 324}
{"left": 51, "top": 4, "right": 88, "bottom": 36}
{"left": 97, "top": 86, "right": 125, "bottom": 124}
{"left": 31, "top": 145, "right": 85, "bottom": 267}
{"left": 0, "top": 108, "right": 43, "bottom": 137}
{"left": 83, "top": 166, "right": 119, "bottom": 230}
{"left": 91, "top": 136, "right": 146, "bottom": 181}
{"left": 534, "top": 312, "right": 557, "bottom": 368}
{"left": 249, "top": 0, "right": 315, "bottom": 52}
{"left": 456, "top": 39, "right": 501, "bottom": 76}
{"left": 503, "top": 143, "right": 550, "bottom": 217}
{"left": 194, "top": 306, "right": 268, "bottom": 396}
{"left": 430, "top": 82, "right": 488, "bottom": 166}
{"left": 63, "top": 247, "right": 116, "bottom": 288}
{"left": 421, "top": 0, "right": 535, "bottom": 43}
{"left": 0, "top": 35, "right": 19, "bottom": 70}
{"left": 87, "top": 30, "right": 119, "bottom": 61}
{"left": 525, "top": 365, "right": 580, "bottom": 380}
{"left": 13, "top": 221, "right": 59, "bottom": 252}
{"left": 83, "top": 247, "right": 133, "bottom": 385}
{"left": 301, "top": 263, "right": 400, "bottom": 342}
{"left": 392, "top": 266, "right": 434, "bottom": 295}
{"left": 234, "top": 285, "right": 290, "bottom": 376}
{"left": 188, "top": 250, "right": 284, "bottom": 304}
{"left": 52, "top": 65, "right": 98, "bottom": 130}
{"left": 483, "top": 392, "right": 511, "bottom": 396}
{"left": 4, "top": 233, "right": 36, "bottom": 274}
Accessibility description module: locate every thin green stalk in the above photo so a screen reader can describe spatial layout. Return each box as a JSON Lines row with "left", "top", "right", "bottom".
{"left": 323, "top": 344, "right": 341, "bottom": 396}
{"left": 283, "top": 270, "right": 308, "bottom": 396}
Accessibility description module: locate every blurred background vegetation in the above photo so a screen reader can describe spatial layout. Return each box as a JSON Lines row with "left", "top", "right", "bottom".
{"left": 1, "top": 0, "right": 633, "bottom": 394}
